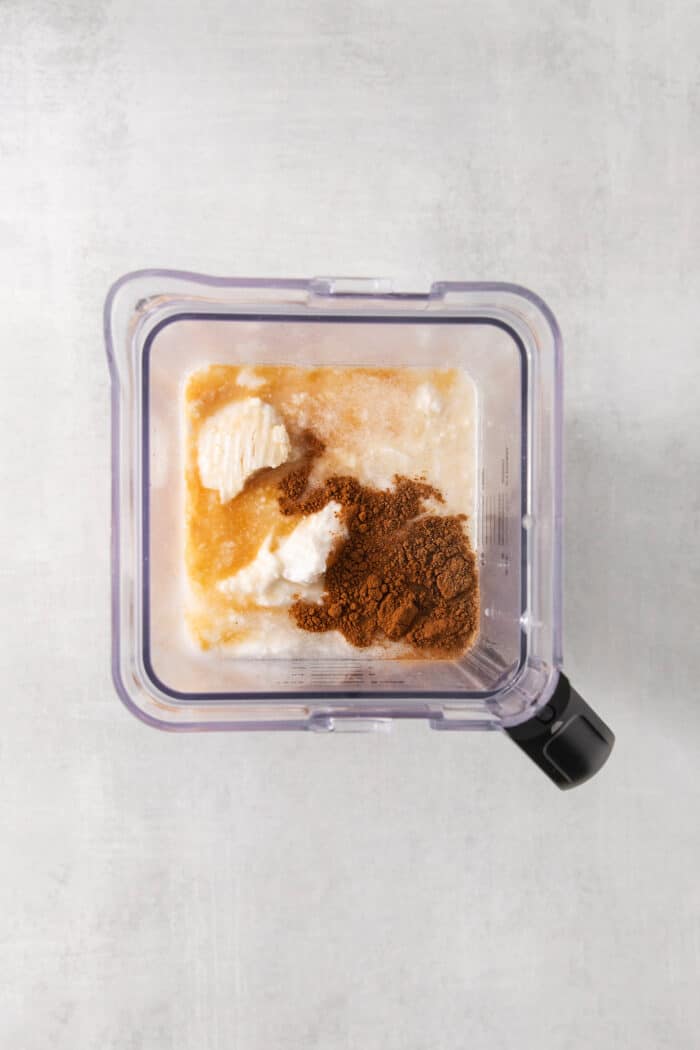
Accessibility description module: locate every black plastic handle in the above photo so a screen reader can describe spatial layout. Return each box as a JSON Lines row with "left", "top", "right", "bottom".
{"left": 505, "top": 673, "right": 614, "bottom": 789}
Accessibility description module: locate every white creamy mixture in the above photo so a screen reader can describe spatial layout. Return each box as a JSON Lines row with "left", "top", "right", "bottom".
{"left": 197, "top": 397, "right": 290, "bottom": 503}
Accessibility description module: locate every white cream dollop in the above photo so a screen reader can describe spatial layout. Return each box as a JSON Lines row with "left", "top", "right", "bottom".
{"left": 277, "top": 502, "right": 346, "bottom": 584}
{"left": 197, "top": 397, "right": 290, "bottom": 503}
{"left": 217, "top": 502, "right": 347, "bottom": 607}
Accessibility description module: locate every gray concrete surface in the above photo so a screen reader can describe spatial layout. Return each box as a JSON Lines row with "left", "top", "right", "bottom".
{"left": 1, "top": 1, "right": 699, "bottom": 1047}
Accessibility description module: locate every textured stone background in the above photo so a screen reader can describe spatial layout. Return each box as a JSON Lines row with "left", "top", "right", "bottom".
{"left": 1, "top": 2, "right": 698, "bottom": 1047}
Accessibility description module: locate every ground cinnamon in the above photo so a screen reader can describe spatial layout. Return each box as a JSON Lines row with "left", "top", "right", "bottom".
{"left": 277, "top": 441, "right": 479, "bottom": 656}
{"left": 277, "top": 430, "right": 326, "bottom": 513}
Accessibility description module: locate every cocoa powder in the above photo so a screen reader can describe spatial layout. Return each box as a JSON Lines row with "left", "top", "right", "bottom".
{"left": 277, "top": 430, "right": 326, "bottom": 513}
{"left": 277, "top": 441, "right": 479, "bottom": 656}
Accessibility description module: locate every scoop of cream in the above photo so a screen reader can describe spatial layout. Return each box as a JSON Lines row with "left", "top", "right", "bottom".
{"left": 218, "top": 502, "right": 347, "bottom": 607}
{"left": 197, "top": 397, "right": 290, "bottom": 503}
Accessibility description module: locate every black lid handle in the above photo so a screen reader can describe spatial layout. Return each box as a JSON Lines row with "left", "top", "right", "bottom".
{"left": 505, "top": 673, "right": 614, "bottom": 789}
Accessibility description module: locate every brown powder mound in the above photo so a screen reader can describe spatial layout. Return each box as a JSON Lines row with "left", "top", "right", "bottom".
{"left": 277, "top": 452, "right": 479, "bottom": 657}
{"left": 277, "top": 430, "right": 326, "bottom": 513}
